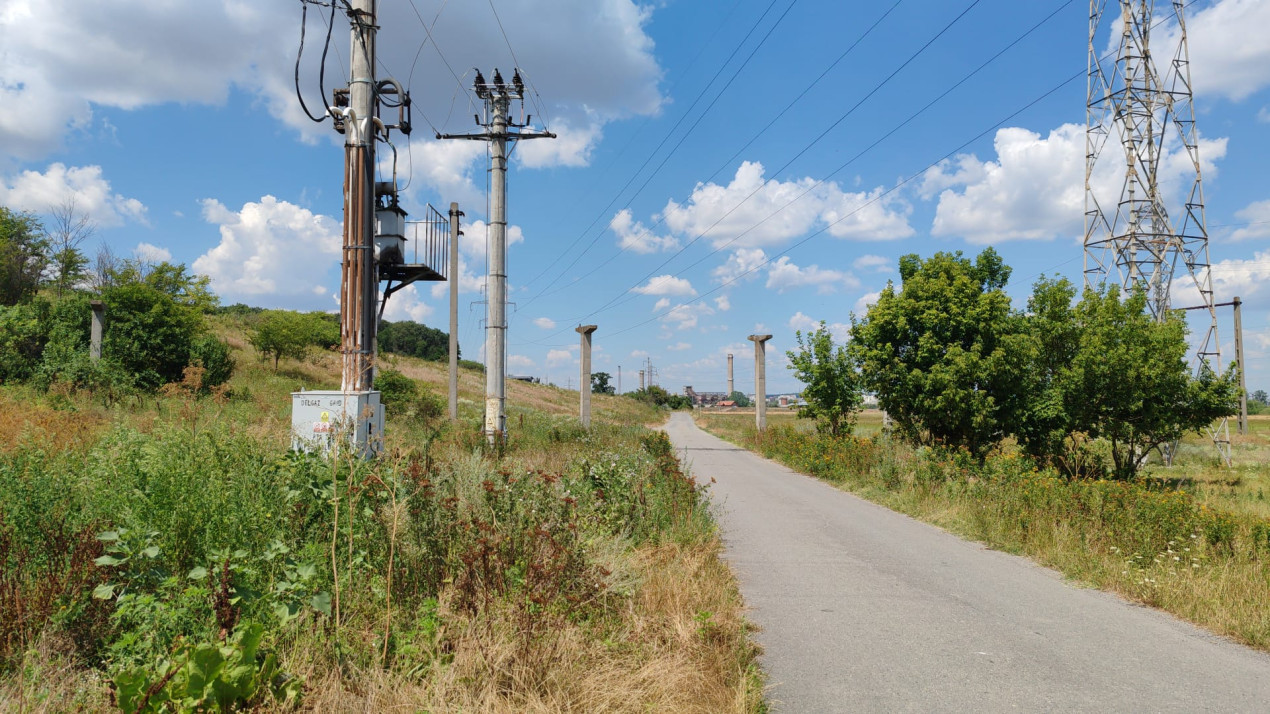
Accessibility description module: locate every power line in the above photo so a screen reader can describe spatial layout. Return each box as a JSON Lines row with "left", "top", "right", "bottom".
{"left": 605, "top": 67, "right": 1086, "bottom": 340}
{"left": 598, "top": 0, "right": 1204, "bottom": 339}
{"left": 521, "top": 0, "right": 917, "bottom": 307}
{"left": 519, "top": 0, "right": 792, "bottom": 290}
{"left": 532, "top": 0, "right": 998, "bottom": 320}
{"left": 487, "top": 0, "right": 522, "bottom": 69}
{"left": 405, "top": 0, "right": 476, "bottom": 108}
{"left": 294, "top": 0, "right": 337, "bottom": 123}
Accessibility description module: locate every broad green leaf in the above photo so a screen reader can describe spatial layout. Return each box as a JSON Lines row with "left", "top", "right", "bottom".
{"left": 92, "top": 583, "right": 117, "bottom": 600}
{"left": 310, "top": 591, "right": 332, "bottom": 616}
{"left": 188, "top": 566, "right": 208, "bottom": 580}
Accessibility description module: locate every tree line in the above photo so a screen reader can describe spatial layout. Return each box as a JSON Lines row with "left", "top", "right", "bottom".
{"left": 0, "top": 205, "right": 232, "bottom": 397}
{"left": 788, "top": 248, "right": 1239, "bottom": 479}
{"left": 0, "top": 203, "right": 457, "bottom": 395}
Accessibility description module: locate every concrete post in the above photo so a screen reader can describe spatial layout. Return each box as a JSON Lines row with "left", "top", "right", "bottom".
{"left": 577, "top": 325, "right": 597, "bottom": 428}
{"left": 749, "top": 334, "right": 772, "bottom": 431}
{"left": 484, "top": 93, "right": 510, "bottom": 445}
{"left": 727, "top": 353, "right": 734, "bottom": 396}
{"left": 89, "top": 300, "right": 104, "bottom": 361}
{"left": 1234, "top": 296, "right": 1247, "bottom": 436}
{"left": 448, "top": 203, "right": 462, "bottom": 421}
{"left": 639, "top": 370, "right": 645, "bottom": 391}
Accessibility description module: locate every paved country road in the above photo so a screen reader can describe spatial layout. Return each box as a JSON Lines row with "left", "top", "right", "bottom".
{"left": 662, "top": 413, "right": 1270, "bottom": 713}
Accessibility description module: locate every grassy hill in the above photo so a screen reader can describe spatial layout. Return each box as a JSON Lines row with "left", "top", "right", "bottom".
{"left": 0, "top": 314, "right": 763, "bottom": 713}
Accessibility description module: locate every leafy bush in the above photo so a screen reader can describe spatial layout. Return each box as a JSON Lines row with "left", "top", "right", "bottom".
{"left": 786, "top": 321, "right": 862, "bottom": 436}
{"left": 0, "top": 299, "right": 48, "bottom": 382}
{"left": 250, "top": 310, "right": 336, "bottom": 370}
{"left": 189, "top": 334, "right": 234, "bottom": 390}
{"left": 112, "top": 622, "right": 300, "bottom": 713}
{"left": 374, "top": 368, "right": 418, "bottom": 405}
{"left": 100, "top": 282, "right": 202, "bottom": 391}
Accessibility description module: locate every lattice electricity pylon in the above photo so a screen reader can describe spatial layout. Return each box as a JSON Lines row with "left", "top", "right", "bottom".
{"left": 1083, "top": 0, "right": 1230, "bottom": 466}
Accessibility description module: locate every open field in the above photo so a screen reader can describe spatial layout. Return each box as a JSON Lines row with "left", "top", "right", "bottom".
{"left": 697, "top": 411, "right": 1270, "bottom": 652}
{"left": 0, "top": 324, "right": 764, "bottom": 712}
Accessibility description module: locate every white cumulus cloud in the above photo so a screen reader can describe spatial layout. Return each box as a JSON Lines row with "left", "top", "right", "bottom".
{"left": 925, "top": 123, "right": 1226, "bottom": 243}
{"left": 193, "top": 195, "right": 340, "bottom": 305}
{"left": 0, "top": 0, "right": 666, "bottom": 182}
{"left": 609, "top": 209, "right": 679, "bottom": 254}
{"left": 0, "top": 163, "right": 146, "bottom": 226}
{"left": 765, "top": 256, "right": 859, "bottom": 294}
{"left": 660, "top": 161, "right": 912, "bottom": 249}
{"left": 633, "top": 274, "right": 696, "bottom": 297}
{"left": 133, "top": 242, "right": 171, "bottom": 263}
{"left": 533, "top": 317, "right": 556, "bottom": 329}
{"left": 1229, "top": 199, "right": 1270, "bottom": 241}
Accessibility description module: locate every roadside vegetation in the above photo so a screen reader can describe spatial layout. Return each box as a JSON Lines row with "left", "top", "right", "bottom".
{"left": 700, "top": 247, "right": 1262, "bottom": 651}
{"left": 0, "top": 207, "right": 762, "bottom": 712}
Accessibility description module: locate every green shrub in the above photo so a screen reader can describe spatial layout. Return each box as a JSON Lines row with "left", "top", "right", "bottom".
{"left": 189, "top": 334, "right": 234, "bottom": 390}
{"left": 0, "top": 299, "right": 48, "bottom": 382}
{"left": 375, "top": 368, "right": 417, "bottom": 405}
{"left": 101, "top": 282, "right": 202, "bottom": 390}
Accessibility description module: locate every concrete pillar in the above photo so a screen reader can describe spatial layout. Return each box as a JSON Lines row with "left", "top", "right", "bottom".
{"left": 1234, "top": 296, "right": 1247, "bottom": 436}
{"left": 576, "top": 325, "right": 597, "bottom": 428}
{"left": 89, "top": 300, "right": 104, "bottom": 361}
{"left": 639, "top": 370, "right": 645, "bottom": 391}
{"left": 727, "top": 353, "right": 734, "bottom": 396}
{"left": 448, "top": 203, "right": 462, "bottom": 421}
{"left": 749, "top": 334, "right": 772, "bottom": 431}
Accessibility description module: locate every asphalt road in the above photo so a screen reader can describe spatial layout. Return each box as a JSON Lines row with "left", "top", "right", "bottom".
{"left": 663, "top": 412, "right": 1270, "bottom": 713}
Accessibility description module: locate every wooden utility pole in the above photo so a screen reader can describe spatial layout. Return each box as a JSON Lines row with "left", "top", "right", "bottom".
{"left": 438, "top": 69, "right": 553, "bottom": 445}
{"left": 338, "top": 0, "right": 377, "bottom": 393}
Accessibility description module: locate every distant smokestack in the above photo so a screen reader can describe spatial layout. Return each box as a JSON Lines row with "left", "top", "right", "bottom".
{"left": 727, "top": 353, "right": 734, "bottom": 395}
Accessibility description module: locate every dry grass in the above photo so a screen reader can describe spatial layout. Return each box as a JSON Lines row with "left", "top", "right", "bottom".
{"left": 0, "top": 389, "right": 107, "bottom": 454}
{"left": 0, "top": 633, "right": 111, "bottom": 713}
{"left": 289, "top": 539, "right": 761, "bottom": 713}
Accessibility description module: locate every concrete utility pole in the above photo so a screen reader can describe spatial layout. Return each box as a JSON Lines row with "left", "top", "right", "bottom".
{"left": 749, "top": 334, "right": 772, "bottom": 431}
{"left": 639, "top": 370, "right": 645, "bottom": 391}
{"left": 438, "top": 70, "right": 554, "bottom": 446}
{"left": 577, "top": 325, "right": 597, "bottom": 428}
{"left": 727, "top": 353, "right": 734, "bottom": 396}
{"left": 448, "top": 202, "right": 463, "bottom": 420}
{"left": 337, "top": 0, "right": 377, "bottom": 393}
{"left": 1234, "top": 296, "right": 1247, "bottom": 435}
{"left": 89, "top": 300, "right": 104, "bottom": 361}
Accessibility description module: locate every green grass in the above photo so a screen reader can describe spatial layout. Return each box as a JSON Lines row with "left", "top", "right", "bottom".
{"left": 0, "top": 320, "right": 764, "bottom": 713}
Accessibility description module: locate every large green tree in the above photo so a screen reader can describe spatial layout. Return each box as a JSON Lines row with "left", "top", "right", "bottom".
{"left": 378, "top": 320, "right": 450, "bottom": 361}
{"left": 591, "top": 371, "right": 616, "bottom": 394}
{"left": 0, "top": 207, "right": 48, "bottom": 305}
{"left": 1012, "top": 276, "right": 1082, "bottom": 472}
{"left": 1059, "top": 285, "right": 1238, "bottom": 479}
{"left": 786, "top": 321, "right": 862, "bottom": 436}
{"left": 849, "top": 248, "right": 1028, "bottom": 460}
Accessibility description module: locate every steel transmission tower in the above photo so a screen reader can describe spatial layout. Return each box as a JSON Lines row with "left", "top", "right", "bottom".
{"left": 1083, "top": 0, "right": 1230, "bottom": 465}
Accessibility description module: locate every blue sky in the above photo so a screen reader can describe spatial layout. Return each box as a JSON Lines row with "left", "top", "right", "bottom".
{"left": 2, "top": 0, "right": 1268, "bottom": 395}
